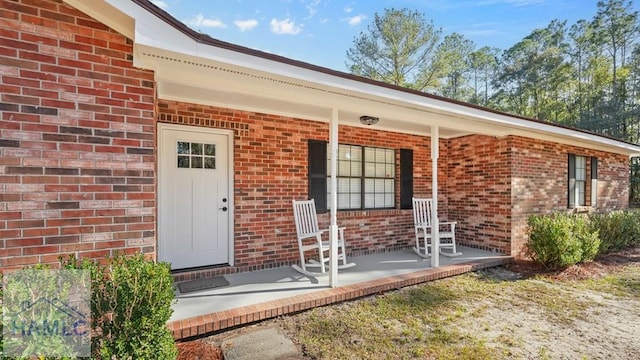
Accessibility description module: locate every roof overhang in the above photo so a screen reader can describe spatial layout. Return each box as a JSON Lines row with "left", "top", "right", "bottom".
{"left": 63, "top": 0, "right": 640, "bottom": 157}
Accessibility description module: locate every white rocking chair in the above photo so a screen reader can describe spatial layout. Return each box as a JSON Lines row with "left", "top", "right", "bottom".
{"left": 292, "top": 199, "right": 355, "bottom": 276}
{"left": 412, "top": 197, "right": 462, "bottom": 258}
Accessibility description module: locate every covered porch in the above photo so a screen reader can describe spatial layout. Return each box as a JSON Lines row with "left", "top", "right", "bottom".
{"left": 168, "top": 246, "right": 511, "bottom": 340}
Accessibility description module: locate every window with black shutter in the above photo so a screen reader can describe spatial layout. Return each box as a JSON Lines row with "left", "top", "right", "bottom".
{"left": 307, "top": 141, "right": 410, "bottom": 211}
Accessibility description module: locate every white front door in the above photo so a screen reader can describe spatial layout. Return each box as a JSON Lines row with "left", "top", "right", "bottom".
{"left": 158, "top": 124, "right": 233, "bottom": 269}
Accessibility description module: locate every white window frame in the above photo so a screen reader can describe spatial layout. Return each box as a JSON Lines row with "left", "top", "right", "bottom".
{"left": 327, "top": 144, "right": 396, "bottom": 210}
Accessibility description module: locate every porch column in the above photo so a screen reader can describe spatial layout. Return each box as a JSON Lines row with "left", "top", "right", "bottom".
{"left": 431, "top": 126, "right": 440, "bottom": 268}
{"left": 329, "top": 108, "right": 339, "bottom": 287}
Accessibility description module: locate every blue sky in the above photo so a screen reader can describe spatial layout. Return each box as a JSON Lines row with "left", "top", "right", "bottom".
{"left": 150, "top": 0, "right": 639, "bottom": 72}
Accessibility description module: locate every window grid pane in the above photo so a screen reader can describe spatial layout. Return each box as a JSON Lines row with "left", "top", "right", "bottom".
{"left": 577, "top": 180, "right": 586, "bottom": 206}
{"left": 177, "top": 141, "right": 216, "bottom": 169}
{"left": 363, "top": 147, "right": 394, "bottom": 209}
{"left": 576, "top": 156, "right": 586, "bottom": 181}
{"left": 328, "top": 145, "right": 395, "bottom": 210}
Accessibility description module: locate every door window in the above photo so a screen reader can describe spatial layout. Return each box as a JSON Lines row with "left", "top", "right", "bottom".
{"left": 177, "top": 141, "right": 216, "bottom": 169}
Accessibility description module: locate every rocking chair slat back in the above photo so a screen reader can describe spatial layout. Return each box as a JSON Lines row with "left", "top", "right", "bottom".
{"left": 293, "top": 199, "right": 320, "bottom": 238}
{"left": 412, "top": 197, "right": 433, "bottom": 228}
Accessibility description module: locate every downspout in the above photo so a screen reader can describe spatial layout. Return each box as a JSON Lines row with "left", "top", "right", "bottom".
{"left": 431, "top": 126, "right": 440, "bottom": 268}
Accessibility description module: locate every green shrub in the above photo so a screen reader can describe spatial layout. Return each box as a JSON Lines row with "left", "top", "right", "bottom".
{"left": 575, "top": 215, "right": 600, "bottom": 263}
{"left": 1, "top": 265, "right": 86, "bottom": 360}
{"left": 526, "top": 212, "right": 600, "bottom": 268}
{"left": 590, "top": 210, "right": 640, "bottom": 253}
{"left": 64, "top": 253, "right": 178, "bottom": 360}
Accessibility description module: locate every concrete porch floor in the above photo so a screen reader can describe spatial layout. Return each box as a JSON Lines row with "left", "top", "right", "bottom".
{"left": 168, "top": 246, "right": 513, "bottom": 340}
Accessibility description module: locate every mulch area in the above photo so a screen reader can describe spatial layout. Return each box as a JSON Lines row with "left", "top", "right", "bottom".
{"left": 176, "top": 246, "right": 640, "bottom": 359}
{"left": 176, "top": 340, "right": 223, "bottom": 360}
{"left": 505, "top": 246, "right": 640, "bottom": 280}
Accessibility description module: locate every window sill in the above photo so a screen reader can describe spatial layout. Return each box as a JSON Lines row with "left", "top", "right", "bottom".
{"left": 571, "top": 206, "right": 592, "bottom": 214}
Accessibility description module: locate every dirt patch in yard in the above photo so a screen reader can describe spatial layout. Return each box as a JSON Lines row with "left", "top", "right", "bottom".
{"left": 462, "top": 268, "right": 640, "bottom": 359}
{"left": 471, "top": 248, "right": 640, "bottom": 359}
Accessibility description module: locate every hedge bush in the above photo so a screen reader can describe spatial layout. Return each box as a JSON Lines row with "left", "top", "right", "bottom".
{"left": 526, "top": 212, "right": 600, "bottom": 268}
{"left": 527, "top": 210, "right": 640, "bottom": 268}
{"left": 590, "top": 210, "right": 640, "bottom": 253}
{"left": 64, "top": 253, "right": 178, "bottom": 360}
{"left": 1, "top": 255, "right": 177, "bottom": 360}
{"left": 1, "top": 264, "right": 85, "bottom": 360}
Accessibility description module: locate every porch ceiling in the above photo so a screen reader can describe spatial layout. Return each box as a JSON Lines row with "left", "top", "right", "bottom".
{"left": 141, "top": 46, "right": 495, "bottom": 139}
{"left": 64, "top": 0, "right": 640, "bottom": 156}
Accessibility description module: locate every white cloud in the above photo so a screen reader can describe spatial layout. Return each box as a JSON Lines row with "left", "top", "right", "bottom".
{"left": 346, "top": 14, "right": 366, "bottom": 26}
{"left": 344, "top": 6, "right": 353, "bottom": 13}
{"left": 188, "top": 14, "right": 227, "bottom": 29}
{"left": 270, "top": 18, "right": 302, "bottom": 35}
{"left": 304, "top": 0, "right": 322, "bottom": 20}
{"left": 234, "top": 19, "right": 259, "bottom": 32}
{"left": 150, "top": 0, "right": 168, "bottom": 10}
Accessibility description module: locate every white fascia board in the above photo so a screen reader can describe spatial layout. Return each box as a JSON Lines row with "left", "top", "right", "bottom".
{"left": 104, "top": 0, "right": 197, "bottom": 55}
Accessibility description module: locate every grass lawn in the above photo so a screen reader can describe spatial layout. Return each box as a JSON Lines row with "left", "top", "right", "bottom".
{"left": 277, "top": 251, "right": 640, "bottom": 359}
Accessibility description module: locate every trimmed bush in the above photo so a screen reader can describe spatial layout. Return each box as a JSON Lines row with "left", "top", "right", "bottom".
{"left": 64, "top": 254, "right": 178, "bottom": 360}
{"left": 526, "top": 212, "right": 600, "bottom": 268}
{"left": 590, "top": 210, "right": 640, "bottom": 253}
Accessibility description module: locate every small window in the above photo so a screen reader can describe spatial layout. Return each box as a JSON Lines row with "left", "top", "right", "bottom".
{"left": 568, "top": 154, "right": 597, "bottom": 208}
{"left": 177, "top": 141, "right": 216, "bottom": 169}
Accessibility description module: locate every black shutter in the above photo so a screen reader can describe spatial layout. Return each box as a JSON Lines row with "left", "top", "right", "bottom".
{"left": 591, "top": 157, "right": 598, "bottom": 207}
{"left": 568, "top": 153, "right": 576, "bottom": 208}
{"left": 308, "top": 140, "right": 327, "bottom": 213}
{"left": 400, "top": 149, "right": 413, "bottom": 209}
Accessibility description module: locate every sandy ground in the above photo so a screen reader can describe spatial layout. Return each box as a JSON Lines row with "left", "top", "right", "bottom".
{"left": 459, "top": 269, "right": 640, "bottom": 359}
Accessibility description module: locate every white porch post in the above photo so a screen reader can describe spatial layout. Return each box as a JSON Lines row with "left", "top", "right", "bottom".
{"left": 329, "top": 108, "right": 339, "bottom": 287}
{"left": 430, "top": 126, "right": 440, "bottom": 268}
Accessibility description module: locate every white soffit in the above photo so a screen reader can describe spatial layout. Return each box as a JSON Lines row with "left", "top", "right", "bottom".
{"left": 67, "top": 0, "right": 640, "bottom": 156}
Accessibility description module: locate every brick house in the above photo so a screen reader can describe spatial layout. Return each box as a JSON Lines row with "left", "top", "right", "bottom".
{"left": 2, "top": 0, "right": 640, "bottom": 275}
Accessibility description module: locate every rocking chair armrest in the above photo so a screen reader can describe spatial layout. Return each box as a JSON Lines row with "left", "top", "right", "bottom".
{"left": 416, "top": 222, "right": 456, "bottom": 231}
{"left": 440, "top": 222, "right": 456, "bottom": 231}
{"left": 319, "top": 227, "right": 346, "bottom": 233}
{"left": 299, "top": 231, "right": 324, "bottom": 240}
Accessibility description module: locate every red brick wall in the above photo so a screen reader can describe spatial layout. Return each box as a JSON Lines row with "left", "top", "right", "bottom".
{"left": 446, "top": 135, "right": 630, "bottom": 257}
{"left": 446, "top": 135, "right": 512, "bottom": 254}
{"left": 0, "top": 0, "right": 156, "bottom": 269}
{"left": 509, "top": 136, "right": 630, "bottom": 257}
{"left": 158, "top": 100, "right": 453, "bottom": 273}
